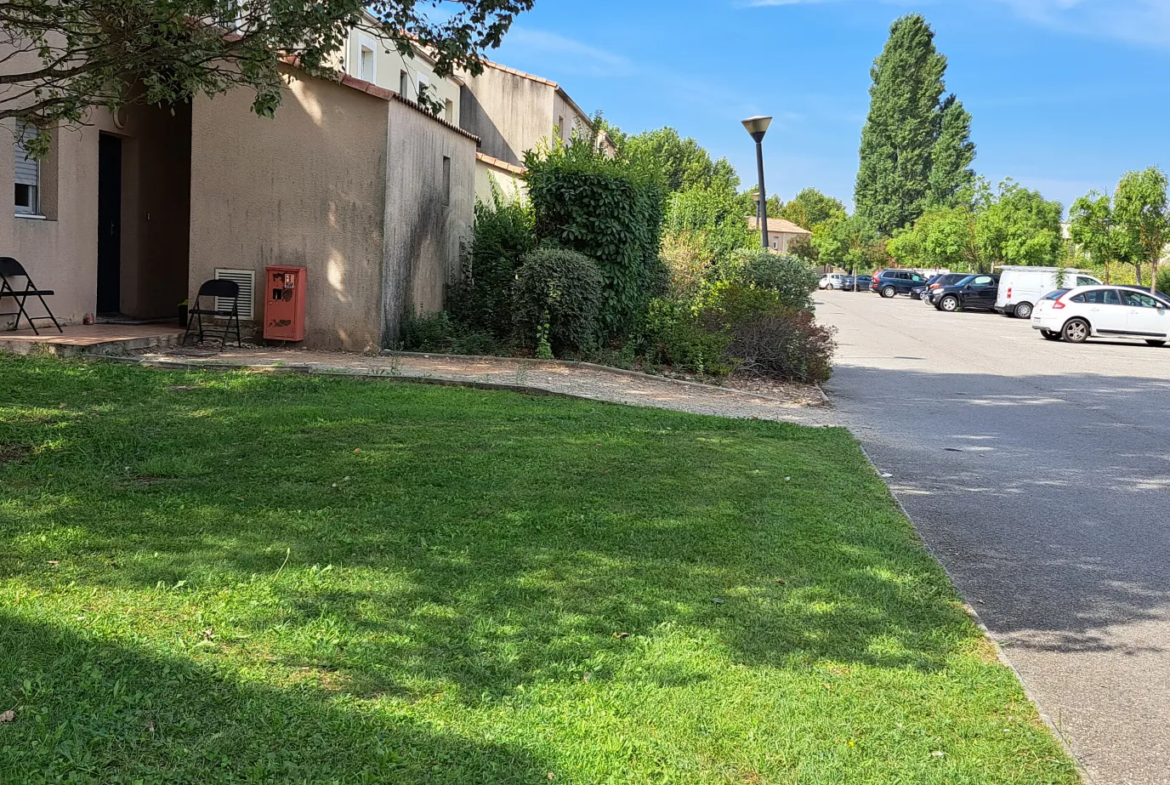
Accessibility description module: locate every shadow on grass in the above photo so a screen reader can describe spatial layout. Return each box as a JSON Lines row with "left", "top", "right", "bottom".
{"left": 2, "top": 359, "right": 973, "bottom": 706}
{"left": 0, "top": 613, "right": 547, "bottom": 783}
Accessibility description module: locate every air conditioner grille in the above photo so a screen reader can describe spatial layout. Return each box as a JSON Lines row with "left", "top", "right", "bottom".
{"left": 214, "top": 268, "right": 255, "bottom": 320}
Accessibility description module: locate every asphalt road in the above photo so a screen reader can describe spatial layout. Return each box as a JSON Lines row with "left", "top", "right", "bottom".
{"left": 817, "top": 290, "right": 1170, "bottom": 785}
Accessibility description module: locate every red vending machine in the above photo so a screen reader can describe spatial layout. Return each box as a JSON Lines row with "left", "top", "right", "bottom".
{"left": 264, "top": 266, "right": 307, "bottom": 342}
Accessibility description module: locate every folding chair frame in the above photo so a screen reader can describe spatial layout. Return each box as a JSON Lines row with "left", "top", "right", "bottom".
{"left": 183, "top": 280, "right": 243, "bottom": 349}
{"left": 0, "top": 257, "right": 63, "bottom": 335}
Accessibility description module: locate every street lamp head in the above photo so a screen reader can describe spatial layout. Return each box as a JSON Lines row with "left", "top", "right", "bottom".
{"left": 742, "top": 115, "right": 772, "bottom": 143}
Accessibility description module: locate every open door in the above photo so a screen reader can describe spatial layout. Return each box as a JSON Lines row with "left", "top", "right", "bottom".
{"left": 97, "top": 134, "right": 122, "bottom": 315}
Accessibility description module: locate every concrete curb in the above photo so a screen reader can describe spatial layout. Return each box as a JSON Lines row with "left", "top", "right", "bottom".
{"left": 380, "top": 349, "right": 828, "bottom": 408}
{"left": 853, "top": 440, "right": 1092, "bottom": 784}
{"left": 99, "top": 356, "right": 591, "bottom": 402}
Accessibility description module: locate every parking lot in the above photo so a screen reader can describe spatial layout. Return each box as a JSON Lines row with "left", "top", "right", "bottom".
{"left": 817, "top": 290, "right": 1170, "bottom": 784}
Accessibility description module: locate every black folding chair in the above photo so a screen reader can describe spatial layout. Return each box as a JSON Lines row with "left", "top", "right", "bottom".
{"left": 183, "top": 279, "right": 242, "bottom": 348}
{"left": 0, "top": 256, "right": 62, "bottom": 335}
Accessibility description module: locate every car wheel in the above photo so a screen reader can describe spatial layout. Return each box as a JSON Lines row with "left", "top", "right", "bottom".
{"left": 1041, "top": 329, "right": 1061, "bottom": 341}
{"left": 1013, "top": 302, "right": 1033, "bottom": 319}
{"left": 1062, "top": 318, "right": 1090, "bottom": 344}
{"left": 938, "top": 295, "right": 959, "bottom": 312}
{"left": 881, "top": 286, "right": 897, "bottom": 298}
{"left": 826, "top": 284, "right": 835, "bottom": 291}
{"left": 1146, "top": 340, "right": 1167, "bottom": 347}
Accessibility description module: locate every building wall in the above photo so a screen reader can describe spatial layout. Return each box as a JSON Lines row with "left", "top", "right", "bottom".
{"left": 459, "top": 67, "right": 554, "bottom": 167}
{"left": 474, "top": 156, "right": 526, "bottom": 206}
{"left": 336, "top": 29, "right": 461, "bottom": 124}
{"left": 382, "top": 99, "right": 476, "bottom": 343}
{"left": 552, "top": 90, "right": 592, "bottom": 144}
{"left": 768, "top": 230, "right": 810, "bottom": 254}
{"left": 0, "top": 108, "right": 133, "bottom": 328}
{"left": 188, "top": 68, "right": 390, "bottom": 351}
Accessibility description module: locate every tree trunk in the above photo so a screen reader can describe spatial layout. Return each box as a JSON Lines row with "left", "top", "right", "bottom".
{"left": 1104, "top": 260, "right": 1111, "bottom": 285}
{"left": 1152, "top": 258, "right": 1160, "bottom": 294}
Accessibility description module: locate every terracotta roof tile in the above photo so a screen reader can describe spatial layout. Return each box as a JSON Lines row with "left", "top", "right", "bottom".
{"left": 476, "top": 152, "right": 527, "bottom": 176}
{"left": 746, "top": 216, "right": 812, "bottom": 235}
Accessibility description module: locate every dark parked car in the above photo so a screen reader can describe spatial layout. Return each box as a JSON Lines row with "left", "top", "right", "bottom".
{"left": 934, "top": 274, "right": 1001, "bottom": 312}
{"left": 912, "top": 273, "right": 971, "bottom": 302}
{"left": 871, "top": 269, "right": 928, "bottom": 298}
{"left": 843, "top": 274, "right": 872, "bottom": 292}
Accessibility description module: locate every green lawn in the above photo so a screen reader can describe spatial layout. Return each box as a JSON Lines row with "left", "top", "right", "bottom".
{"left": 0, "top": 356, "right": 1075, "bottom": 784}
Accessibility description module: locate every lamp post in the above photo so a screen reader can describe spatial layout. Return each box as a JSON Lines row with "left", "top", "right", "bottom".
{"left": 742, "top": 116, "right": 773, "bottom": 250}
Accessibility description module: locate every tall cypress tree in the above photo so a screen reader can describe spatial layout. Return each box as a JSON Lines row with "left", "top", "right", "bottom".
{"left": 929, "top": 95, "right": 976, "bottom": 207}
{"left": 855, "top": 15, "right": 975, "bottom": 235}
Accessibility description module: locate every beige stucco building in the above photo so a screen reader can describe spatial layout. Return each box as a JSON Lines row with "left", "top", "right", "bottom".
{"left": 746, "top": 216, "right": 813, "bottom": 254}
{"left": 334, "top": 22, "right": 463, "bottom": 127}
{"left": 458, "top": 61, "right": 616, "bottom": 204}
{"left": 2, "top": 64, "right": 475, "bottom": 351}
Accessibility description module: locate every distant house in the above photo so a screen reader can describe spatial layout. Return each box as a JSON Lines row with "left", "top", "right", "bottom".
{"left": 745, "top": 216, "right": 813, "bottom": 254}
{"left": 458, "top": 61, "right": 616, "bottom": 203}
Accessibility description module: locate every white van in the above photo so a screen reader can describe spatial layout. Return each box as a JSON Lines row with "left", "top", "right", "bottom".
{"left": 995, "top": 267, "right": 1103, "bottom": 319}
{"left": 819, "top": 273, "right": 848, "bottom": 290}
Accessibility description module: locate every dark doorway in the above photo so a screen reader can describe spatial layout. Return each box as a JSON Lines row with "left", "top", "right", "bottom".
{"left": 97, "top": 134, "right": 122, "bottom": 315}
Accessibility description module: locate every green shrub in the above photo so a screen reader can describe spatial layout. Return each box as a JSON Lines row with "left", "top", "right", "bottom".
{"left": 525, "top": 138, "right": 666, "bottom": 341}
{"left": 448, "top": 186, "right": 535, "bottom": 340}
{"left": 643, "top": 296, "right": 733, "bottom": 376}
{"left": 513, "top": 248, "right": 604, "bottom": 356}
{"left": 727, "top": 249, "right": 820, "bottom": 311}
{"left": 703, "top": 279, "right": 783, "bottom": 326}
{"left": 664, "top": 186, "right": 754, "bottom": 268}
{"left": 401, "top": 311, "right": 458, "bottom": 352}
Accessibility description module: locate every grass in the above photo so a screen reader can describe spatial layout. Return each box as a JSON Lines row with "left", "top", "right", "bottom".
{"left": 0, "top": 356, "right": 1076, "bottom": 784}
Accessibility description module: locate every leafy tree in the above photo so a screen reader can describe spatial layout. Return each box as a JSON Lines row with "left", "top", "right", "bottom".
{"left": 855, "top": 14, "right": 976, "bottom": 235}
{"left": 788, "top": 235, "right": 819, "bottom": 263}
{"left": 975, "top": 181, "right": 1063, "bottom": 268}
{"left": 1113, "top": 167, "right": 1170, "bottom": 292}
{"left": 888, "top": 204, "right": 980, "bottom": 271}
{"left": 665, "top": 186, "right": 754, "bottom": 269}
{"left": 736, "top": 186, "right": 782, "bottom": 220}
{"left": 525, "top": 137, "right": 666, "bottom": 341}
{"left": 1068, "top": 191, "right": 1125, "bottom": 284}
{"left": 0, "top": 0, "right": 532, "bottom": 144}
{"left": 813, "top": 214, "right": 883, "bottom": 280}
{"left": 779, "top": 188, "right": 847, "bottom": 230}
{"left": 625, "top": 127, "right": 739, "bottom": 195}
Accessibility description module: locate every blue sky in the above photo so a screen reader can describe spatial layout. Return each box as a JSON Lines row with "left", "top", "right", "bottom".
{"left": 487, "top": 0, "right": 1170, "bottom": 213}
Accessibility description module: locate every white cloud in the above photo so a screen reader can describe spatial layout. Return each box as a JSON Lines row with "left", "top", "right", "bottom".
{"left": 738, "top": 0, "right": 1170, "bottom": 47}
{"left": 989, "top": 0, "right": 1170, "bottom": 46}
{"left": 502, "top": 28, "right": 629, "bottom": 77}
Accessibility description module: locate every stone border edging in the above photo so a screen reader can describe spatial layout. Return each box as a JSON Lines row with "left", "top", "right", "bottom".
{"left": 380, "top": 349, "right": 830, "bottom": 408}
{"left": 100, "top": 356, "right": 591, "bottom": 402}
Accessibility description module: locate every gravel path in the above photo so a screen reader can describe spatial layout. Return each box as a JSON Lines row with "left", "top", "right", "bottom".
{"left": 137, "top": 347, "right": 839, "bottom": 427}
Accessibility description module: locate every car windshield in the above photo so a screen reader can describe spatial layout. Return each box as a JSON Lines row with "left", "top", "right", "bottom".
{"left": 1042, "top": 289, "right": 1068, "bottom": 300}
{"left": 952, "top": 275, "right": 976, "bottom": 287}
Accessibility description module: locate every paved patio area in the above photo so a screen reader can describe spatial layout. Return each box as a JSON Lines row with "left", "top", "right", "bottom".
{"left": 0, "top": 324, "right": 186, "bottom": 356}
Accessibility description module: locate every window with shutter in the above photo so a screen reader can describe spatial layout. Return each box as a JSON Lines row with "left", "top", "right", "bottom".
{"left": 14, "top": 121, "right": 39, "bottom": 215}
